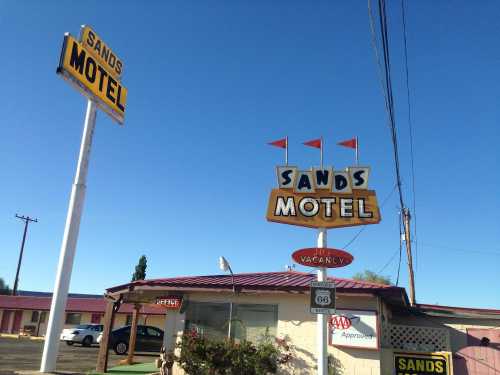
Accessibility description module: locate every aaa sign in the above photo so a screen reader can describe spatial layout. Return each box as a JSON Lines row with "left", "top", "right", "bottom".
{"left": 57, "top": 34, "right": 127, "bottom": 124}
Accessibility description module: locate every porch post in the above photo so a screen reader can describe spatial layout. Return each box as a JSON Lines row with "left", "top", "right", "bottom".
{"left": 125, "top": 304, "right": 141, "bottom": 365}
{"left": 96, "top": 299, "right": 118, "bottom": 373}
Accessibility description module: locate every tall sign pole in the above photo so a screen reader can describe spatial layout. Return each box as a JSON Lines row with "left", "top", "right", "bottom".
{"left": 41, "top": 26, "right": 127, "bottom": 372}
{"left": 40, "top": 100, "right": 97, "bottom": 372}
{"left": 12, "top": 214, "right": 38, "bottom": 296}
{"left": 316, "top": 228, "right": 328, "bottom": 375}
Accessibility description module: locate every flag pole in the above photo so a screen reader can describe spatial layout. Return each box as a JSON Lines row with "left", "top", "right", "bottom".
{"left": 355, "top": 136, "right": 359, "bottom": 165}
{"left": 320, "top": 136, "right": 323, "bottom": 168}
{"left": 285, "top": 136, "right": 288, "bottom": 165}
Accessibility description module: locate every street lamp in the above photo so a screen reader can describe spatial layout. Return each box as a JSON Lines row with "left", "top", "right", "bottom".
{"left": 218, "top": 256, "right": 235, "bottom": 339}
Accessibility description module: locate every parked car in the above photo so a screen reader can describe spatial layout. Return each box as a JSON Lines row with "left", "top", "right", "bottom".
{"left": 60, "top": 324, "right": 103, "bottom": 346}
{"left": 97, "top": 325, "right": 164, "bottom": 355}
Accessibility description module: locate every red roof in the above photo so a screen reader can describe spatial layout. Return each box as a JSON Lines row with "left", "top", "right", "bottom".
{"left": 107, "top": 271, "right": 405, "bottom": 301}
{"left": 0, "top": 295, "right": 164, "bottom": 315}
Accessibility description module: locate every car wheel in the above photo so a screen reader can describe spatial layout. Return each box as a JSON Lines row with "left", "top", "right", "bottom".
{"left": 66, "top": 341, "right": 74, "bottom": 346}
{"left": 114, "top": 341, "right": 128, "bottom": 355}
{"left": 82, "top": 336, "right": 93, "bottom": 347}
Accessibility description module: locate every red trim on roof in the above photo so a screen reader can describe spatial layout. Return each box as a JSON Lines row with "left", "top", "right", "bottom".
{"left": 0, "top": 295, "right": 164, "bottom": 315}
{"left": 417, "top": 303, "right": 500, "bottom": 315}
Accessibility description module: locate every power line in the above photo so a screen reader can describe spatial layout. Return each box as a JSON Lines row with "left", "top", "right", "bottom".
{"left": 396, "top": 211, "right": 403, "bottom": 285}
{"left": 369, "top": 0, "right": 417, "bottom": 304}
{"left": 343, "top": 183, "right": 398, "bottom": 249}
{"left": 400, "top": 0, "right": 419, "bottom": 274}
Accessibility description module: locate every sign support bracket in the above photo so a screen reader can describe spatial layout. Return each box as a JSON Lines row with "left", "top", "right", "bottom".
{"left": 40, "top": 100, "right": 97, "bottom": 372}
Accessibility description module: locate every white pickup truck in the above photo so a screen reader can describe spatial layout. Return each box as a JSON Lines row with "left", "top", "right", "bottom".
{"left": 60, "top": 324, "right": 103, "bottom": 346}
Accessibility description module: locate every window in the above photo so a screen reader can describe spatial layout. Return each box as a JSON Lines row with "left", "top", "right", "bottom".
{"left": 232, "top": 304, "right": 278, "bottom": 343}
{"left": 65, "top": 313, "right": 81, "bottom": 325}
{"left": 184, "top": 302, "right": 278, "bottom": 343}
{"left": 147, "top": 327, "right": 162, "bottom": 337}
{"left": 185, "top": 302, "right": 231, "bottom": 340}
{"left": 31, "top": 311, "right": 39, "bottom": 323}
{"left": 39, "top": 312, "right": 46, "bottom": 323}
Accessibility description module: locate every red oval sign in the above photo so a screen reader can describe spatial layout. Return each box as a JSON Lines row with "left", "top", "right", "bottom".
{"left": 291, "top": 248, "right": 353, "bottom": 268}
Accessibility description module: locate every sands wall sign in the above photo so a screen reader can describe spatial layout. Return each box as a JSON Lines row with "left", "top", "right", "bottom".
{"left": 266, "top": 165, "right": 381, "bottom": 228}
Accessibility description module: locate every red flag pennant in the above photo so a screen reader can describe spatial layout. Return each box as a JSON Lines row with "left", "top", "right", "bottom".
{"left": 338, "top": 138, "right": 357, "bottom": 149}
{"left": 268, "top": 138, "right": 287, "bottom": 149}
{"left": 303, "top": 138, "right": 322, "bottom": 149}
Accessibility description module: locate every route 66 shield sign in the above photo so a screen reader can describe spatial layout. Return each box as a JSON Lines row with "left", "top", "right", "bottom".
{"left": 310, "top": 281, "right": 336, "bottom": 314}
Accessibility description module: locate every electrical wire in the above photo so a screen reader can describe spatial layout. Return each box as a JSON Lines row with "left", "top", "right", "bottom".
{"left": 343, "top": 183, "right": 398, "bottom": 249}
{"left": 400, "top": 0, "right": 419, "bottom": 274}
{"left": 377, "top": 248, "right": 400, "bottom": 275}
{"left": 396, "top": 211, "right": 403, "bottom": 285}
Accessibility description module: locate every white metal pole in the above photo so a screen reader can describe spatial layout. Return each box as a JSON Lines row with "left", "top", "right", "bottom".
{"left": 317, "top": 227, "right": 328, "bottom": 375}
{"left": 355, "top": 136, "right": 359, "bottom": 166}
{"left": 40, "top": 100, "right": 97, "bottom": 373}
{"left": 228, "top": 301, "right": 233, "bottom": 339}
{"left": 285, "top": 136, "right": 288, "bottom": 166}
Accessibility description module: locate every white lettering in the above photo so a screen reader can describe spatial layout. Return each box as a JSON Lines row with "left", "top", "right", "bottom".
{"left": 340, "top": 198, "right": 353, "bottom": 217}
{"left": 320, "top": 198, "right": 336, "bottom": 217}
{"left": 275, "top": 197, "right": 296, "bottom": 216}
{"left": 299, "top": 197, "right": 319, "bottom": 217}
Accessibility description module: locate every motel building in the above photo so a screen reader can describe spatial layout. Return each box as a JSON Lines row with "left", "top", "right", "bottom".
{"left": 0, "top": 292, "right": 165, "bottom": 337}
{"left": 97, "top": 271, "right": 500, "bottom": 375}
{"left": 1, "top": 272, "right": 499, "bottom": 374}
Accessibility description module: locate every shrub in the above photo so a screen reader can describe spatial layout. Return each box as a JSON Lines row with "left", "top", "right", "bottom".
{"left": 175, "top": 331, "right": 292, "bottom": 375}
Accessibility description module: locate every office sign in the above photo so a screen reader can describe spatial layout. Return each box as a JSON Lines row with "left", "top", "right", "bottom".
{"left": 329, "top": 309, "right": 379, "bottom": 349}
{"left": 394, "top": 352, "right": 452, "bottom": 375}
{"left": 80, "top": 25, "right": 123, "bottom": 79}
{"left": 310, "top": 281, "right": 336, "bottom": 314}
{"left": 155, "top": 295, "right": 183, "bottom": 309}
{"left": 292, "top": 248, "right": 353, "bottom": 268}
{"left": 57, "top": 34, "right": 127, "bottom": 124}
{"left": 266, "top": 166, "right": 381, "bottom": 228}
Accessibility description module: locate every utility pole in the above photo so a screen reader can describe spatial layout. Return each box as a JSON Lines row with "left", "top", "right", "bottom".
{"left": 402, "top": 208, "right": 416, "bottom": 306}
{"left": 12, "top": 214, "right": 38, "bottom": 296}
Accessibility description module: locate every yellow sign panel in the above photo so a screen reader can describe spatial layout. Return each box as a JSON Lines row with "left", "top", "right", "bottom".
{"left": 394, "top": 351, "right": 453, "bottom": 375}
{"left": 80, "top": 25, "right": 123, "bottom": 79}
{"left": 57, "top": 34, "right": 127, "bottom": 124}
{"left": 266, "top": 188, "right": 381, "bottom": 229}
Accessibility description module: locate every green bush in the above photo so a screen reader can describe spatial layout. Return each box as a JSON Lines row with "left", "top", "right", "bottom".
{"left": 175, "top": 331, "right": 292, "bottom": 375}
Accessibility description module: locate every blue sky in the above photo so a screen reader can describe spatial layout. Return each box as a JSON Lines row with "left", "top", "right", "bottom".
{"left": 1, "top": 1, "right": 499, "bottom": 308}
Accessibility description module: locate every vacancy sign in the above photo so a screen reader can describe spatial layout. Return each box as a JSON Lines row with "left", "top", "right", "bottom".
{"left": 329, "top": 309, "right": 379, "bottom": 349}
{"left": 266, "top": 166, "right": 381, "bottom": 228}
{"left": 57, "top": 28, "right": 127, "bottom": 124}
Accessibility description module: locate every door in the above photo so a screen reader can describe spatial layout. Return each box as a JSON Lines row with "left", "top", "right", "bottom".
{"left": 11, "top": 310, "right": 23, "bottom": 333}
{"left": 0, "top": 310, "right": 12, "bottom": 333}
{"left": 454, "top": 328, "right": 500, "bottom": 374}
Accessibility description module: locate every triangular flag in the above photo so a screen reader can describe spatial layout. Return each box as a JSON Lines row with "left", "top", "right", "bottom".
{"left": 303, "top": 138, "right": 322, "bottom": 149}
{"left": 268, "top": 138, "right": 287, "bottom": 149}
{"left": 338, "top": 138, "right": 357, "bottom": 149}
